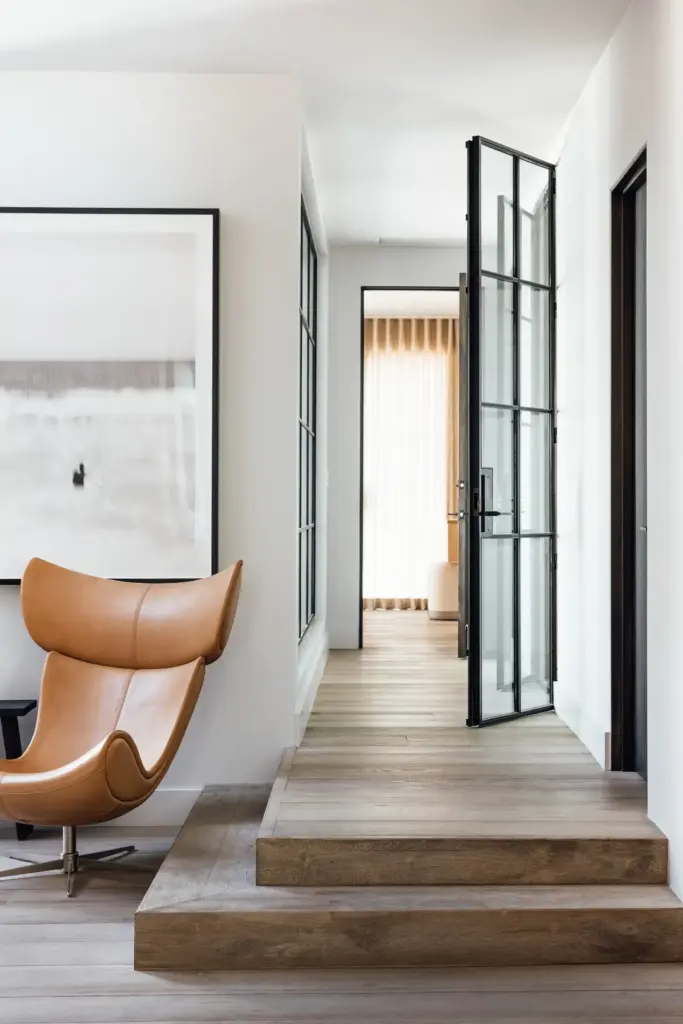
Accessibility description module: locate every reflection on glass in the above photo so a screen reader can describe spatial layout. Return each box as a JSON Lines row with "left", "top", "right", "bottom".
{"left": 301, "top": 230, "right": 309, "bottom": 315}
{"left": 481, "top": 146, "right": 514, "bottom": 278}
{"left": 307, "top": 529, "right": 314, "bottom": 621}
{"left": 520, "top": 285, "right": 550, "bottom": 408}
{"left": 308, "top": 433, "right": 315, "bottom": 523}
{"left": 481, "top": 276, "right": 513, "bottom": 404}
{"left": 520, "top": 411, "right": 551, "bottom": 533}
{"left": 482, "top": 407, "right": 514, "bottom": 535}
{"left": 520, "top": 537, "right": 552, "bottom": 711}
{"left": 481, "top": 538, "right": 515, "bottom": 720}
{"left": 299, "top": 532, "right": 307, "bottom": 634}
{"left": 520, "top": 160, "right": 550, "bottom": 285}
{"left": 301, "top": 327, "right": 310, "bottom": 424}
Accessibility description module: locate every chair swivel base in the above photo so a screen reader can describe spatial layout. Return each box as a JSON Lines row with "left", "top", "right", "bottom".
{"left": 0, "top": 825, "right": 137, "bottom": 896}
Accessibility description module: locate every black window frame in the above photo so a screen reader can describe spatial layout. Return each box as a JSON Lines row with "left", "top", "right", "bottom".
{"left": 298, "top": 200, "right": 318, "bottom": 642}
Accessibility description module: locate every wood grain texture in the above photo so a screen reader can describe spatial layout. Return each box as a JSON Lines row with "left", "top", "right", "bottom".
{"left": 135, "top": 789, "right": 683, "bottom": 971}
{"left": 256, "top": 835, "right": 668, "bottom": 887}
{"left": 257, "top": 613, "right": 665, "bottom": 886}
{"left": 5, "top": 824, "right": 683, "bottom": 1022}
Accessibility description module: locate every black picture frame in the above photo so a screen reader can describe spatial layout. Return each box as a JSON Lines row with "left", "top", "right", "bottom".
{"left": 0, "top": 205, "right": 220, "bottom": 585}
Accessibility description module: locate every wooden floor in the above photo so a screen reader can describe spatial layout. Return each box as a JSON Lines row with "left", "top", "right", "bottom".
{"left": 4, "top": 822, "right": 683, "bottom": 1024}
{"left": 257, "top": 612, "right": 665, "bottom": 886}
{"left": 136, "top": 612, "right": 683, "bottom": 972}
{"left": 7, "top": 612, "right": 683, "bottom": 1014}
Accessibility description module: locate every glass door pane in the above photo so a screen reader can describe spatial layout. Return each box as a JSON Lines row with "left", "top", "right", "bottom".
{"left": 481, "top": 538, "right": 515, "bottom": 719}
{"left": 520, "top": 537, "right": 552, "bottom": 710}
{"left": 466, "top": 137, "right": 556, "bottom": 727}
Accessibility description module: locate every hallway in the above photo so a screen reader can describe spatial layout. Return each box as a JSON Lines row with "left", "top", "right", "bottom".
{"left": 266, "top": 612, "right": 661, "bottom": 850}
{"left": 139, "top": 611, "right": 682, "bottom": 970}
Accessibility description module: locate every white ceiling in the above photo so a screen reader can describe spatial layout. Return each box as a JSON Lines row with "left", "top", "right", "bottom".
{"left": 0, "top": 0, "right": 630, "bottom": 244}
{"left": 364, "top": 289, "right": 459, "bottom": 318}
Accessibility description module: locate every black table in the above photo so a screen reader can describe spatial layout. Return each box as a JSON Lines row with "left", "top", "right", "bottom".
{"left": 0, "top": 700, "right": 37, "bottom": 840}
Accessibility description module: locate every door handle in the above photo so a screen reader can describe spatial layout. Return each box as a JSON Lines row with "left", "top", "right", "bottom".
{"left": 479, "top": 472, "right": 501, "bottom": 518}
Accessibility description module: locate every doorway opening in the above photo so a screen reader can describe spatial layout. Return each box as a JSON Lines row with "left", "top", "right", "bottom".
{"left": 611, "top": 147, "right": 647, "bottom": 777}
{"left": 359, "top": 287, "right": 460, "bottom": 656}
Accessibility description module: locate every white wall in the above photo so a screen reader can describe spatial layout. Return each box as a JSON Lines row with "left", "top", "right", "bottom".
{"left": 327, "top": 244, "right": 466, "bottom": 648}
{"left": 0, "top": 72, "right": 302, "bottom": 823}
{"left": 555, "top": 0, "right": 683, "bottom": 897}
{"left": 554, "top": 0, "right": 654, "bottom": 765}
{"left": 647, "top": 0, "right": 683, "bottom": 894}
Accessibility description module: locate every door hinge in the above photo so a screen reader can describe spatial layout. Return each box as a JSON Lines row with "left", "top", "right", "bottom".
{"left": 553, "top": 425, "right": 557, "bottom": 444}
{"left": 465, "top": 622, "right": 469, "bottom": 654}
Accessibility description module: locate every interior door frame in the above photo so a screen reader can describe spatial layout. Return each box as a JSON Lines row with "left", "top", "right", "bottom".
{"left": 466, "top": 135, "right": 557, "bottom": 727}
{"left": 610, "top": 147, "right": 647, "bottom": 771}
{"left": 358, "top": 285, "right": 460, "bottom": 649}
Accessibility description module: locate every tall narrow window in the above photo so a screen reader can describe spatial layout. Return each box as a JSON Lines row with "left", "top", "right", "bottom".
{"left": 298, "top": 202, "right": 317, "bottom": 640}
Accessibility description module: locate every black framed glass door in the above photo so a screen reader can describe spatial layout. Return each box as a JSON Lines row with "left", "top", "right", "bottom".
{"left": 466, "top": 136, "right": 556, "bottom": 727}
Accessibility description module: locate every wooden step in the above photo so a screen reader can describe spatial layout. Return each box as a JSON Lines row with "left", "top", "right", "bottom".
{"left": 134, "top": 788, "right": 683, "bottom": 971}
{"left": 256, "top": 752, "right": 668, "bottom": 887}
{"left": 256, "top": 834, "right": 669, "bottom": 886}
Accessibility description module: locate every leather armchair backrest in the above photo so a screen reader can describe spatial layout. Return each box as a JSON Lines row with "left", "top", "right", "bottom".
{"left": 21, "top": 558, "right": 243, "bottom": 669}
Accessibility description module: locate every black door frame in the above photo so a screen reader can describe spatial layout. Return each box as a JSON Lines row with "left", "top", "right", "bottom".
{"left": 466, "top": 135, "right": 557, "bottom": 727}
{"left": 358, "top": 285, "right": 460, "bottom": 648}
{"left": 610, "top": 147, "right": 647, "bottom": 771}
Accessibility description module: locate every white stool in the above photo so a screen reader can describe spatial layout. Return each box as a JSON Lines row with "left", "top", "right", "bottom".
{"left": 427, "top": 561, "right": 459, "bottom": 620}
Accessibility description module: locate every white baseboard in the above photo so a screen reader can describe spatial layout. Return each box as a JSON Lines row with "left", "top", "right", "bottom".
{"left": 109, "top": 787, "right": 202, "bottom": 827}
{"left": 296, "top": 621, "right": 329, "bottom": 743}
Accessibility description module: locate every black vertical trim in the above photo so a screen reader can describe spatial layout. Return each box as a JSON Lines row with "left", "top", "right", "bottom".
{"left": 210, "top": 210, "right": 220, "bottom": 577}
{"left": 548, "top": 168, "right": 558, "bottom": 697}
{"left": 359, "top": 289, "right": 366, "bottom": 650}
{"left": 467, "top": 137, "right": 483, "bottom": 727}
{"left": 512, "top": 155, "right": 522, "bottom": 715}
{"left": 611, "top": 147, "right": 646, "bottom": 770}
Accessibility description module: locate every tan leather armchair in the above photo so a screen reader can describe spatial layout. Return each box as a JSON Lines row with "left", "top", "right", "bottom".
{"left": 0, "top": 556, "right": 242, "bottom": 895}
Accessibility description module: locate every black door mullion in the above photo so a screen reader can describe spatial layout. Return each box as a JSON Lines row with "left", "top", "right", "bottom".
{"left": 466, "top": 136, "right": 482, "bottom": 728}
{"left": 548, "top": 169, "right": 558, "bottom": 696}
{"left": 512, "top": 154, "right": 522, "bottom": 716}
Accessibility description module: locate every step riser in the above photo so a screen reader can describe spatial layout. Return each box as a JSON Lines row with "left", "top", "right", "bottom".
{"left": 135, "top": 907, "right": 683, "bottom": 970}
{"left": 256, "top": 837, "right": 669, "bottom": 887}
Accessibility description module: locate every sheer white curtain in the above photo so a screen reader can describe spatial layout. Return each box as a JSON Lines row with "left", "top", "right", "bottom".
{"left": 363, "top": 317, "right": 452, "bottom": 609}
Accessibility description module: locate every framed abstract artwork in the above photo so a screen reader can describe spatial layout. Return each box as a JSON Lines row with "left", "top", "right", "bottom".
{"left": 0, "top": 207, "right": 219, "bottom": 583}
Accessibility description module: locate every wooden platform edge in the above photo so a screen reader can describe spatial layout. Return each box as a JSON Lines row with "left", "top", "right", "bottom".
{"left": 136, "top": 785, "right": 271, "bottom": 915}
{"left": 257, "top": 748, "right": 296, "bottom": 839}
{"left": 134, "top": 902, "right": 683, "bottom": 971}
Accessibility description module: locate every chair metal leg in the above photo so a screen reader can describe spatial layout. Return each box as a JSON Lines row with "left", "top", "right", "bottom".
{"left": 0, "top": 857, "right": 64, "bottom": 879}
{"left": 80, "top": 845, "right": 137, "bottom": 863}
{"left": 0, "top": 825, "right": 139, "bottom": 896}
{"left": 62, "top": 825, "right": 78, "bottom": 897}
